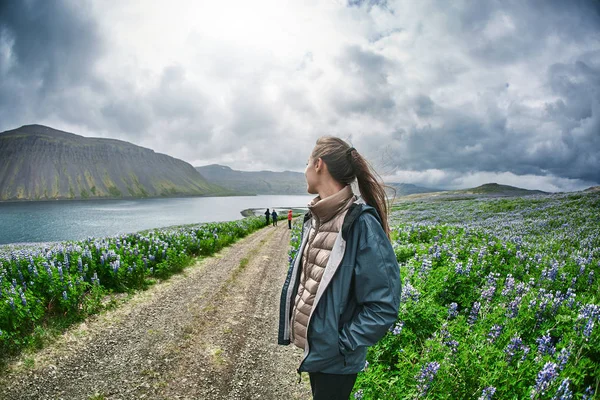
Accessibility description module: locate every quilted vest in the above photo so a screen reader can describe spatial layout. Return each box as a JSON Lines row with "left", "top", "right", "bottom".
{"left": 291, "top": 185, "right": 356, "bottom": 349}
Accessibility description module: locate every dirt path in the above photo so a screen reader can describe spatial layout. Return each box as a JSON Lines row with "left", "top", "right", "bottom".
{"left": 0, "top": 222, "right": 311, "bottom": 400}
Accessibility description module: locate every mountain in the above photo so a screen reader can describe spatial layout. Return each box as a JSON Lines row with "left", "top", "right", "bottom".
{"left": 386, "top": 182, "right": 443, "bottom": 197}
{"left": 456, "top": 183, "right": 547, "bottom": 195}
{"left": 583, "top": 186, "right": 600, "bottom": 192}
{"left": 195, "top": 164, "right": 307, "bottom": 195}
{"left": 0, "top": 125, "right": 231, "bottom": 201}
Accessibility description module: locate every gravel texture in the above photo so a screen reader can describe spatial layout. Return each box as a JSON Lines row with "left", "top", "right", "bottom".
{"left": 0, "top": 224, "right": 311, "bottom": 400}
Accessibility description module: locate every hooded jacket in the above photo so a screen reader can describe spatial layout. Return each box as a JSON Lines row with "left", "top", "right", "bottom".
{"left": 278, "top": 199, "right": 401, "bottom": 374}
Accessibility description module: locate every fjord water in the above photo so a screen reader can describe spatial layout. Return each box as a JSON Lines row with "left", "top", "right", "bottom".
{"left": 0, "top": 195, "right": 312, "bottom": 245}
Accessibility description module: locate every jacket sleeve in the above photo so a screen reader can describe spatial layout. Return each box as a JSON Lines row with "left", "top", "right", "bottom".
{"left": 338, "top": 214, "right": 401, "bottom": 354}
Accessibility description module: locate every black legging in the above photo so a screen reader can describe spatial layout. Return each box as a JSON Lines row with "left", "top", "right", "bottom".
{"left": 309, "top": 372, "right": 357, "bottom": 400}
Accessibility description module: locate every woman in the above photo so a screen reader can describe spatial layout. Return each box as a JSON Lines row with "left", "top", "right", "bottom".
{"left": 278, "top": 137, "right": 401, "bottom": 400}
{"left": 287, "top": 209, "right": 293, "bottom": 229}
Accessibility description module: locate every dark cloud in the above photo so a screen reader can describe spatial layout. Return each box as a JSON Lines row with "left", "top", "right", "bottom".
{"left": 381, "top": 54, "right": 600, "bottom": 183}
{"left": 0, "top": 0, "right": 105, "bottom": 130}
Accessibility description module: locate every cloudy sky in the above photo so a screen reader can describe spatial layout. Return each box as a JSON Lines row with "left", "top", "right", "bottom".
{"left": 1, "top": 0, "right": 599, "bottom": 191}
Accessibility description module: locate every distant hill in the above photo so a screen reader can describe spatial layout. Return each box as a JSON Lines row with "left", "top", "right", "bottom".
{"left": 395, "top": 182, "right": 547, "bottom": 201}
{"left": 584, "top": 186, "right": 600, "bottom": 192}
{"left": 386, "top": 182, "right": 443, "bottom": 197}
{"left": 195, "top": 164, "right": 307, "bottom": 195}
{"left": 0, "top": 125, "right": 231, "bottom": 201}
{"left": 456, "top": 183, "right": 547, "bottom": 195}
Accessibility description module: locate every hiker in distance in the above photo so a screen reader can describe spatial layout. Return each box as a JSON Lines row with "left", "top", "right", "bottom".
{"left": 288, "top": 209, "right": 293, "bottom": 229}
{"left": 265, "top": 208, "right": 270, "bottom": 226}
{"left": 272, "top": 209, "right": 278, "bottom": 226}
{"left": 278, "top": 137, "right": 401, "bottom": 400}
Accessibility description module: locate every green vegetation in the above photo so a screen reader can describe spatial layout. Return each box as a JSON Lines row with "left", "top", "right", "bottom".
{"left": 0, "top": 217, "right": 266, "bottom": 359}
{"left": 293, "top": 193, "right": 600, "bottom": 399}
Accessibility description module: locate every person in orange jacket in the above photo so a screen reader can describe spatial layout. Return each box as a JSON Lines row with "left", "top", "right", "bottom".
{"left": 288, "top": 209, "right": 293, "bottom": 229}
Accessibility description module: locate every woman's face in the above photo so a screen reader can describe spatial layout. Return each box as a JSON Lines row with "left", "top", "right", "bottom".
{"left": 304, "top": 155, "right": 320, "bottom": 195}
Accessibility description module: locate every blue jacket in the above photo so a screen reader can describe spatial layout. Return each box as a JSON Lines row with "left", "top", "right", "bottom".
{"left": 278, "top": 202, "right": 401, "bottom": 374}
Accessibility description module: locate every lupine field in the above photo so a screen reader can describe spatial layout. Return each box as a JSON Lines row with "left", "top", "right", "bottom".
{"left": 289, "top": 192, "right": 599, "bottom": 399}
{"left": 0, "top": 217, "right": 265, "bottom": 358}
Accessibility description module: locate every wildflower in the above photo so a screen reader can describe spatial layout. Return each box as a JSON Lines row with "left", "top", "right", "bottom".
{"left": 582, "top": 386, "right": 595, "bottom": 400}
{"left": 445, "top": 340, "right": 459, "bottom": 353}
{"left": 536, "top": 332, "right": 556, "bottom": 357}
{"left": 531, "top": 362, "right": 558, "bottom": 398}
{"left": 468, "top": 302, "right": 481, "bottom": 325}
{"left": 354, "top": 389, "right": 364, "bottom": 400}
{"left": 506, "top": 296, "right": 522, "bottom": 319}
{"left": 505, "top": 335, "right": 523, "bottom": 363}
{"left": 362, "top": 361, "right": 369, "bottom": 371}
{"left": 416, "top": 361, "right": 440, "bottom": 397}
{"left": 551, "top": 378, "right": 572, "bottom": 400}
{"left": 556, "top": 347, "right": 570, "bottom": 371}
{"left": 401, "top": 279, "right": 420, "bottom": 303}
{"left": 390, "top": 321, "right": 404, "bottom": 335}
{"left": 62, "top": 291, "right": 68, "bottom": 301}
{"left": 448, "top": 303, "right": 458, "bottom": 319}
{"left": 501, "top": 274, "right": 515, "bottom": 296}
{"left": 520, "top": 345, "right": 530, "bottom": 362}
{"left": 487, "top": 325, "right": 502, "bottom": 343}
{"left": 478, "top": 386, "right": 496, "bottom": 400}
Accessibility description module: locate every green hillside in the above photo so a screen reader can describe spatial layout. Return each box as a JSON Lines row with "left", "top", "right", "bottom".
{"left": 0, "top": 125, "right": 232, "bottom": 201}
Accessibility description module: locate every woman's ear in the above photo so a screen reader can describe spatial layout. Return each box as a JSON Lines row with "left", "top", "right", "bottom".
{"left": 314, "top": 158, "right": 322, "bottom": 172}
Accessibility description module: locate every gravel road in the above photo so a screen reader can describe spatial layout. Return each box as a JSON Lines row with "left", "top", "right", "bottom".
{"left": 0, "top": 223, "right": 311, "bottom": 400}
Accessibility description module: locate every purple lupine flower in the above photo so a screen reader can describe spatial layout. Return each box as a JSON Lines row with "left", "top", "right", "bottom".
{"left": 588, "top": 271, "right": 594, "bottom": 286}
{"left": 556, "top": 347, "right": 570, "bottom": 371}
{"left": 541, "top": 261, "right": 559, "bottom": 282}
{"left": 401, "top": 280, "right": 420, "bottom": 303}
{"left": 487, "top": 325, "right": 503, "bottom": 343}
{"left": 505, "top": 335, "right": 523, "bottom": 363}
{"left": 577, "top": 304, "right": 600, "bottom": 339}
{"left": 419, "top": 258, "right": 432, "bottom": 277}
{"left": 362, "top": 360, "right": 369, "bottom": 371}
{"left": 20, "top": 290, "right": 26, "bottom": 306}
{"left": 520, "top": 345, "right": 530, "bottom": 362}
{"left": 416, "top": 361, "right": 440, "bottom": 397}
{"left": 62, "top": 291, "right": 68, "bottom": 301}
{"left": 445, "top": 340, "right": 459, "bottom": 353}
{"left": 536, "top": 333, "right": 556, "bottom": 357}
{"left": 531, "top": 362, "right": 558, "bottom": 398}
{"left": 8, "top": 297, "right": 15, "bottom": 310}
{"left": 478, "top": 386, "right": 496, "bottom": 400}
{"left": 390, "top": 321, "right": 404, "bottom": 335}
{"left": 448, "top": 303, "right": 458, "bottom": 319}
{"left": 501, "top": 274, "right": 515, "bottom": 296}
{"left": 354, "top": 389, "right": 364, "bottom": 400}
{"left": 481, "top": 284, "right": 496, "bottom": 303}
{"left": 468, "top": 302, "right": 481, "bottom": 325}
{"left": 582, "top": 386, "right": 595, "bottom": 400}
{"left": 551, "top": 378, "right": 572, "bottom": 400}
{"left": 506, "top": 296, "right": 522, "bottom": 319}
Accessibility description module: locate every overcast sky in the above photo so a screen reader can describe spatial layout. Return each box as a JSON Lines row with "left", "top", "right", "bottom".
{"left": 1, "top": 0, "right": 599, "bottom": 192}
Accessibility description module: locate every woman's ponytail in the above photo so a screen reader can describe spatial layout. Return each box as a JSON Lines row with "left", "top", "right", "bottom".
{"left": 348, "top": 149, "right": 392, "bottom": 238}
{"left": 312, "top": 137, "right": 393, "bottom": 239}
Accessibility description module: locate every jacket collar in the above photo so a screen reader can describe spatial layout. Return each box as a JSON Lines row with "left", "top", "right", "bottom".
{"left": 308, "top": 185, "right": 355, "bottom": 224}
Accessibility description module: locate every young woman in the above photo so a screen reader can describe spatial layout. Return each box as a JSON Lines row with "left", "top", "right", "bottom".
{"left": 278, "top": 137, "right": 401, "bottom": 400}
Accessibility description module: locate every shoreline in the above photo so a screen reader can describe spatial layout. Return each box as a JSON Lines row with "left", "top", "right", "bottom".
{"left": 0, "top": 205, "right": 309, "bottom": 248}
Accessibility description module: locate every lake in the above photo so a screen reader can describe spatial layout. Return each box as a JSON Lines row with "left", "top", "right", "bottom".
{"left": 0, "top": 195, "right": 313, "bottom": 245}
